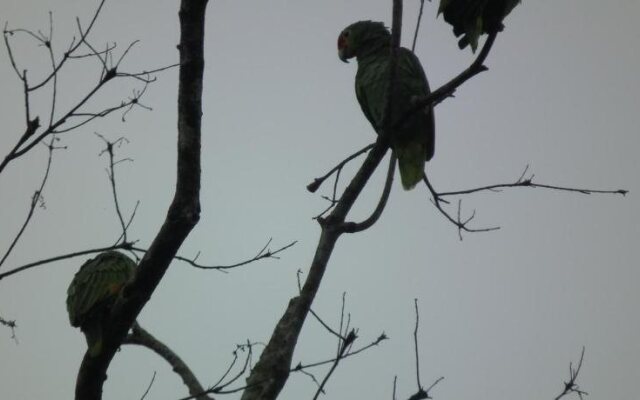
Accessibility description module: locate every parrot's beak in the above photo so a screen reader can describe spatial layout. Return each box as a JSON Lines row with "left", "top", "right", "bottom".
{"left": 338, "top": 48, "right": 349, "bottom": 63}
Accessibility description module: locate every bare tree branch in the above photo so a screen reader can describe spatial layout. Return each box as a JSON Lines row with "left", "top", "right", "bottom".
{"left": 423, "top": 164, "right": 626, "bottom": 239}
{"left": 0, "top": 314, "right": 18, "bottom": 342}
{"left": 158, "top": 238, "right": 297, "bottom": 272}
{"left": 342, "top": 152, "right": 396, "bottom": 233}
{"left": 438, "top": 165, "right": 628, "bottom": 197}
{"left": 74, "top": 1, "right": 207, "bottom": 397}
{"left": 0, "top": 138, "right": 60, "bottom": 268}
{"left": 0, "top": 1, "right": 175, "bottom": 176}
{"left": 138, "top": 371, "right": 156, "bottom": 400}
{"left": 307, "top": 143, "right": 374, "bottom": 194}
{"left": 411, "top": 0, "right": 426, "bottom": 52}
{"left": 413, "top": 299, "right": 422, "bottom": 391}
{"left": 239, "top": 3, "right": 405, "bottom": 399}
{"left": 0, "top": 242, "right": 137, "bottom": 281}
{"left": 553, "top": 347, "right": 588, "bottom": 400}
{"left": 123, "top": 322, "right": 211, "bottom": 400}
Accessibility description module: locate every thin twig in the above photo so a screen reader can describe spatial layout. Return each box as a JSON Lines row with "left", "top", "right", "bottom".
{"left": 413, "top": 299, "right": 422, "bottom": 390}
{"left": 143, "top": 239, "right": 297, "bottom": 272}
{"left": 307, "top": 143, "right": 374, "bottom": 193}
{"left": 423, "top": 172, "right": 499, "bottom": 238}
{"left": 0, "top": 138, "right": 59, "bottom": 268}
{"left": 0, "top": 242, "right": 136, "bottom": 281}
{"left": 411, "top": 0, "right": 426, "bottom": 52}
{"left": 293, "top": 333, "right": 387, "bottom": 371}
{"left": 553, "top": 347, "right": 588, "bottom": 400}
{"left": 139, "top": 371, "right": 157, "bottom": 400}
{"left": 95, "top": 133, "right": 133, "bottom": 243}
{"left": 0, "top": 314, "right": 18, "bottom": 343}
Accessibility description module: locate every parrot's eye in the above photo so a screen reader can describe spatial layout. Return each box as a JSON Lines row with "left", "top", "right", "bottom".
{"left": 343, "top": 31, "right": 350, "bottom": 37}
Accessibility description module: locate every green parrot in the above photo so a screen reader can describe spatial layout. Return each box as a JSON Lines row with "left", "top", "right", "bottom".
{"left": 338, "top": 21, "right": 435, "bottom": 190}
{"left": 438, "top": 0, "right": 521, "bottom": 51}
{"left": 66, "top": 251, "right": 135, "bottom": 356}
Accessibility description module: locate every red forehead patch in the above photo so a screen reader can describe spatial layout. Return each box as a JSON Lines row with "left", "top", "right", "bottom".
{"left": 337, "top": 35, "right": 346, "bottom": 49}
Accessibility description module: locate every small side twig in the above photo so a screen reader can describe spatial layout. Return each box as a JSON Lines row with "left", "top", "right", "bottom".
{"left": 307, "top": 143, "right": 374, "bottom": 194}
{"left": 0, "top": 314, "right": 18, "bottom": 343}
{"left": 148, "top": 238, "right": 297, "bottom": 273}
{"left": 424, "top": 172, "right": 499, "bottom": 239}
{"left": 413, "top": 299, "right": 422, "bottom": 390}
{"left": 94, "top": 133, "right": 135, "bottom": 244}
{"left": 411, "top": 0, "right": 426, "bottom": 52}
{"left": 0, "top": 137, "right": 62, "bottom": 268}
{"left": 139, "top": 371, "right": 157, "bottom": 400}
{"left": 554, "top": 347, "right": 588, "bottom": 400}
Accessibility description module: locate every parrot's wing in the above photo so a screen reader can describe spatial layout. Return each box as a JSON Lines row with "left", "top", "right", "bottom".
{"left": 67, "top": 252, "right": 135, "bottom": 327}
{"left": 397, "top": 48, "right": 435, "bottom": 161}
{"left": 355, "top": 80, "right": 377, "bottom": 131}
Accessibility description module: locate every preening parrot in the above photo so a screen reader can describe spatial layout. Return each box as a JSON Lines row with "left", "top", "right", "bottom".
{"left": 66, "top": 251, "right": 135, "bottom": 356}
{"left": 338, "top": 21, "right": 435, "bottom": 190}
{"left": 438, "top": 0, "right": 521, "bottom": 51}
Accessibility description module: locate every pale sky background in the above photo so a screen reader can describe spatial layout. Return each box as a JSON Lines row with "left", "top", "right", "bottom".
{"left": 0, "top": 0, "right": 638, "bottom": 399}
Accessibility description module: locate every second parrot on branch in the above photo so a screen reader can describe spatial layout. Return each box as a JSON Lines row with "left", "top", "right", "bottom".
{"left": 338, "top": 21, "right": 435, "bottom": 190}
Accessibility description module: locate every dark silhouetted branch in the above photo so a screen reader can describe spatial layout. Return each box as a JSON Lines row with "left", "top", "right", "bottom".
{"left": 238, "top": 2, "right": 403, "bottom": 394}
{"left": 156, "top": 238, "right": 297, "bottom": 272}
{"left": 0, "top": 137, "right": 61, "bottom": 269}
{"left": 0, "top": 314, "right": 18, "bottom": 342}
{"left": 554, "top": 347, "right": 588, "bottom": 400}
{"left": 124, "top": 322, "right": 211, "bottom": 400}
{"left": 74, "top": 1, "right": 207, "bottom": 398}
{"left": 0, "top": 1, "right": 174, "bottom": 176}
{"left": 307, "top": 143, "right": 374, "bottom": 194}
{"left": 342, "top": 152, "right": 396, "bottom": 233}
{"left": 439, "top": 165, "right": 627, "bottom": 198}
{"left": 0, "top": 242, "right": 137, "bottom": 281}
{"left": 138, "top": 371, "right": 156, "bottom": 400}
{"left": 423, "top": 164, "right": 626, "bottom": 239}
{"left": 411, "top": 0, "right": 426, "bottom": 52}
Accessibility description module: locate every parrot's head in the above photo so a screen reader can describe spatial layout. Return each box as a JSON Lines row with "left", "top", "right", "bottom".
{"left": 338, "top": 20, "right": 390, "bottom": 63}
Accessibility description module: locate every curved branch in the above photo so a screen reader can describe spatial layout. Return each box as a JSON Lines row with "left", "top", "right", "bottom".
{"left": 0, "top": 242, "right": 136, "bottom": 281}
{"left": 341, "top": 152, "right": 396, "bottom": 233}
{"left": 123, "top": 323, "right": 211, "bottom": 400}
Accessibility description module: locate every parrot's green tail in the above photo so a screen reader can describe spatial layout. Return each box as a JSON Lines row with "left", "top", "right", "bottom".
{"left": 395, "top": 143, "right": 426, "bottom": 190}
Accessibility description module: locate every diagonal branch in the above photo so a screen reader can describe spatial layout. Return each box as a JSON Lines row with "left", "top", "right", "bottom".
{"left": 123, "top": 322, "right": 212, "bottom": 400}
{"left": 239, "top": 3, "right": 404, "bottom": 399}
{"left": 0, "top": 138, "right": 59, "bottom": 269}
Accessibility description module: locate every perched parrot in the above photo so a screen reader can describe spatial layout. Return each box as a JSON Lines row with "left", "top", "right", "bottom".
{"left": 66, "top": 251, "right": 135, "bottom": 356}
{"left": 338, "top": 21, "right": 435, "bottom": 190}
{"left": 438, "top": 0, "right": 521, "bottom": 51}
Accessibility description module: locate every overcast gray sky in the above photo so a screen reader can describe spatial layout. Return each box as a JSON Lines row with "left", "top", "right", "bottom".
{"left": 1, "top": 0, "right": 638, "bottom": 399}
